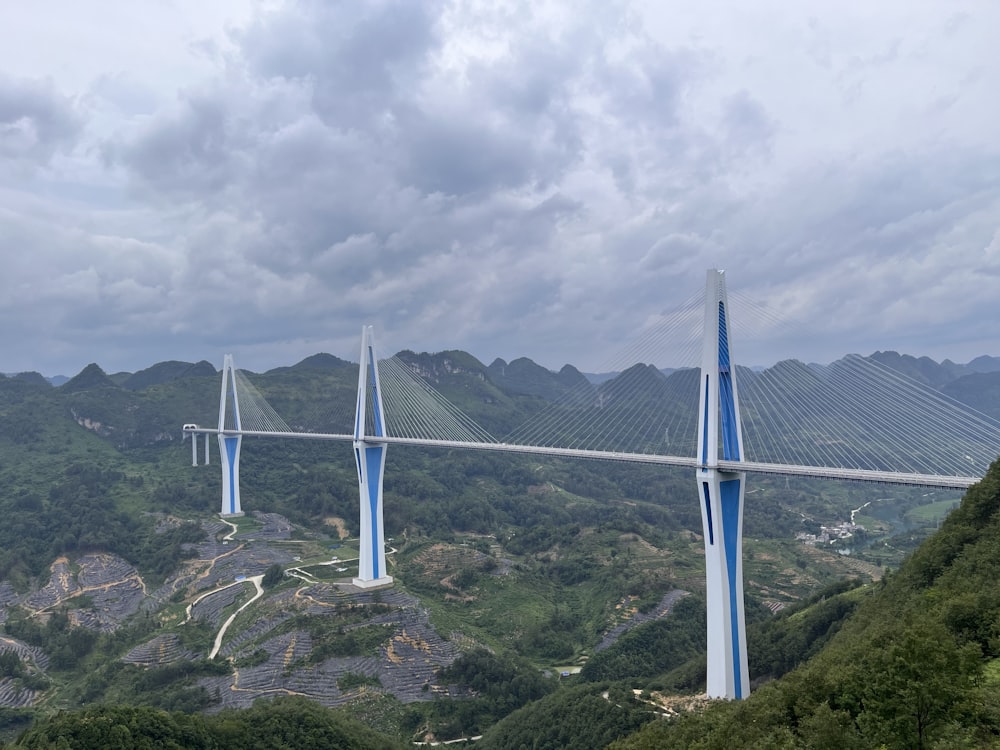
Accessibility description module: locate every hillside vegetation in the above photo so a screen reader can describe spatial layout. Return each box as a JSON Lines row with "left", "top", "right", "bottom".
{"left": 0, "top": 349, "right": 996, "bottom": 746}
{"left": 612, "top": 458, "right": 1000, "bottom": 749}
{"left": 10, "top": 697, "right": 405, "bottom": 749}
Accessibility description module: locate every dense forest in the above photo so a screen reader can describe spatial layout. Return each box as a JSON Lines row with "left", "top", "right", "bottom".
{"left": 0, "top": 350, "right": 997, "bottom": 747}
{"left": 9, "top": 697, "right": 404, "bottom": 749}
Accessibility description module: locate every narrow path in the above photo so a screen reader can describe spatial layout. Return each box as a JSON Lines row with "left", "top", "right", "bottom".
{"left": 209, "top": 575, "right": 264, "bottom": 660}
{"left": 221, "top": 519, "right": 239, "bottom": 541}
{"left": 29, "top": 573, "right": 148, "bottom": 618}
{"left": 849, "top": 500, "right": 872, "bottom": 524}
{"left": 413, "top": 736, "right": 484, "bottom": 746}
{"left": 203, "top": 546, "right": 393, "bottom": 659}
{"left": 184, "top": 578, "right": 250, "bottom": 624}
{"left": 187, "top": 544, "right": 245, "bottom": 589}
{"left": 282, "top": 549, "right": 371, "bottom": 584}
{"left": 229, "top": 670, "right": 311, "bottom": 697}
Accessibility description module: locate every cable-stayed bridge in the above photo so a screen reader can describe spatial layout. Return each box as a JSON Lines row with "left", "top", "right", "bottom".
{"left": 190, "top": 339, "right": 993, "bottom": 490}
{"left": 183, "top": 270, "right": 1000, "bottom": 700}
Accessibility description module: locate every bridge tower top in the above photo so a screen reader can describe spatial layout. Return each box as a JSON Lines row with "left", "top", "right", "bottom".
{"left": 697, "top": 269, "right": 745, "bottom": 468}
{"left": 218, "top": 354, "right": 242, "bottom": 433}
{"left": 216, "top": 354, "right": 244, "bottom": 517}
{"left": 355, "top": 325, "right": 387, "bottom": 442}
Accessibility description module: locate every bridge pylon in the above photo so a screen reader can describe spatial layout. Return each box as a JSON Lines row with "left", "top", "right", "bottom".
{"left": 697, "top": 269, "right": 750, "bottom": 700}
{"left": 353, "top": 326, "right": 393, "bottom": 589}
{"left": 218, "top": 354, "right": 244, "bottom": 517}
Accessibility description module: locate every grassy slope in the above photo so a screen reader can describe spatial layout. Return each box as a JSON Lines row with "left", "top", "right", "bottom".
{"left": 612, "top": 458, "right": 1000, "bottom": 749}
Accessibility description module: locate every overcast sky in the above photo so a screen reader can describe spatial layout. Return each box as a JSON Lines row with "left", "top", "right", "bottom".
{"left": 2, "top": 0, "right": 998, "bottom": 376}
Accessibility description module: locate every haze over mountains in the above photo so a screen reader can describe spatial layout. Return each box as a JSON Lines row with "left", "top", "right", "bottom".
{"left": 6, "top": 349, "right": 1000, "bottom": 404}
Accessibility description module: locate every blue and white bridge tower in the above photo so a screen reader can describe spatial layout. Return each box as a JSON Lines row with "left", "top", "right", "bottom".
{"left": 353, "top": 326, "right": 393, "bottom": 588}
{"left": 697, "top": 269, "right": 750, "bottom": 700}
{"left": 218, "top": 354, "right": 244, "bottom": 517}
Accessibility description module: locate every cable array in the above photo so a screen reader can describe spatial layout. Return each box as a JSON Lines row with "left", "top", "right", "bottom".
{"left": 720, "top": 291, "right": 1000, "bottom": 478}
{"left": 739, "top": 355, "right": 1000, "bottom": 478}
{"left": 228, "top": 369, "right": 293, "bottom": 433}
{"left": 375, "top": 355, "right": 497, "bottom": 443}
{"left": 209, "top": 281, "right": 999, "bottom": 484}
{"left": 503, "top": 294, "right": 703, "bottom": 455}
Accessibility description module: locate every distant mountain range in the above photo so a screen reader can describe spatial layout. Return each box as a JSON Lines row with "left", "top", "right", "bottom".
{"left": 4, "top": 351, "right": 1000, "bottom": 424}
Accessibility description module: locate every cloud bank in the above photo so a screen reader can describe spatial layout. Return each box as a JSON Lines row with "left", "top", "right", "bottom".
{"left": 1, "top": 0, "right": 998, "bottom": 375}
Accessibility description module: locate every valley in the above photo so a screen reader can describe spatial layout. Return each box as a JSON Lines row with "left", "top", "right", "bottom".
{"left": 0, "top": 348, "right": 994, "bottom": 745}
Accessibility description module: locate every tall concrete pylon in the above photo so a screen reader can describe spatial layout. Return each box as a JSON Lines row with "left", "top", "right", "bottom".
{"left": 353, "top": 326, "right": 393, "bottom": 588}
{"left": 696, "top": 269, "right": 750, "bottom": 699}
{"left": 218, "top": 354, "right": 244, "bottom": 517}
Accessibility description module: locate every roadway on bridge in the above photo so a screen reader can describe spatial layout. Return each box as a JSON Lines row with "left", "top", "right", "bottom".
{"left": 184, "top": 427, "right": 980, "bottom": 490}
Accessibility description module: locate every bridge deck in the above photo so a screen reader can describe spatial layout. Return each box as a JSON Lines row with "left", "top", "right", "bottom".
{"left": 184, "top": 428, "right": 979, "bottom": 489}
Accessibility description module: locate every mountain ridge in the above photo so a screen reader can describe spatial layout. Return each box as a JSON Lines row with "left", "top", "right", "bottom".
{"left": 40, "top": 349, "right": 1000, "bottom": 393}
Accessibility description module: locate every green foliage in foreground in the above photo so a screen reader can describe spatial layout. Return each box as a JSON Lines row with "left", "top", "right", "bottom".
{"left": 80, "top": 660, "right": 231, "bottom": 714}
{"left": 612, "top": 459, "right": 1000, "bottom": 749}
{"left": 431, "top": 648, "right": 557, "bottom": 734}
{"left": 580, "top": 595, "right": 705, "bottom": 684}
{"left": 9, "top": 697, "right": 405, "bottom": 749}
{"left": 747, "top": 577, "right": 867, "bottom": 682}
{"left": 391, "top": 649, "right": 558, "bottom": 741}
{"left": 477, "top": 682, "right": 655, "bottom": 750}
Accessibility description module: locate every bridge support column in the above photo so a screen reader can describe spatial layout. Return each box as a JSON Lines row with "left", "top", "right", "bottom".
{"left": 191, "top": 432, "right": 198, "bottom": 466}
{"left": 699, "top": 467, "right": 748, "bottom": 699}
{"left": 205, "top": 432, "right": 210, "bottom": 465}
{"left": 353, "top": 326, "right": 393, "bottom": 589}
{"left": 218, "top": 354, "right": 244, "bottom": 518}
{"left": 697, "top": 269, "right": 750, "bottom": 699}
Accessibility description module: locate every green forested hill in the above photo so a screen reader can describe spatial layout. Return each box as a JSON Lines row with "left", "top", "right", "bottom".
{"left": 0, "top": 349, "right": 995, "bottom": 748}
{"left": 611, "top": 458, "right": 1000, "bottom": 749}
{"left": 9, "top": 697, "right": 405, "bottom": 749}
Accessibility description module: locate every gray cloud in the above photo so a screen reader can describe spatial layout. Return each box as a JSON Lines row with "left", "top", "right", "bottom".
{"left": 0, "top": 1, "right": 998, "bottom": 377}
{"left": 117, "top": 94, "right": 241, "bottom": 197}
{"left": 0, "top": 75, "right": 80, "bottom": 163}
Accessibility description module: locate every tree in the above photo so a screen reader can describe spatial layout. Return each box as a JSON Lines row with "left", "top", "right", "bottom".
{"left": 857, "top": 620, "right": 980, "bottom": 749}
{"left": 262, "top": 563, "right": 284, "bottom": 588}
